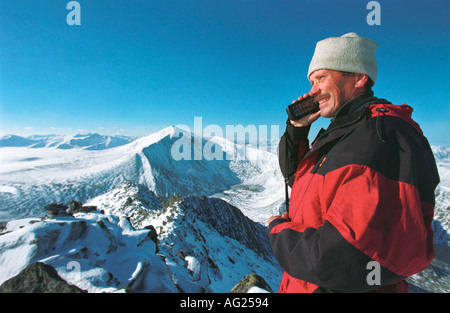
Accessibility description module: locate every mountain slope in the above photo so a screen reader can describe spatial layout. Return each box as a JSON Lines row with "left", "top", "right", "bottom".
{"left": 0, "top": 181, "right": 282, "bottom": 293}
{"left": 0, "top": 127, "right": 284, "bottom": 223}
{"left": 405, "top": 146, "right": 450, "bottom": 292}
{"left": 430, "top": 146, "right": 450, "bottom": 247}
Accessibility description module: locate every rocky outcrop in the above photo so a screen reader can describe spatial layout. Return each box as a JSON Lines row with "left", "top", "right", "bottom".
{"left": 0, "top": 212, "right": 174, "bottom": 293}
{"left": 44, "top": 203, "right": 69, "bottom": 218}
{"left": 1, "top": 181, "right": 281, "bottom": 293}
{"left": 180, "top": 196, "right": 273, "bottom": 259}
{"left": 0, "top": 262, "right": 87, "bottom": 293}
{"left": 231, "top": 273, "right": 273, "bottom": 293}
{"left": 68, "top": 200, "right": 97, "bottom": 215}
{"left": 44, "top": 201, "right": 97, "bottom": 218}
{"left": 87, "top": 181, "right": 162, "bottom": 230}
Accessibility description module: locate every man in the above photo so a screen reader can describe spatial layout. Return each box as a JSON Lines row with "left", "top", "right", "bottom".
{"left": 268, "top": 33, "right": 440, "bottom": 293}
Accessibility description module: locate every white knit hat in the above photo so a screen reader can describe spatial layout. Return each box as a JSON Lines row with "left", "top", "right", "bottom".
{"left": 307, "top": 32, "right": 378, "bottom": 84}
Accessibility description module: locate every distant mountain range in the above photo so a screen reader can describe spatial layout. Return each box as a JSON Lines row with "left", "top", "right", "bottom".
{"left": 0, "top": 133, "right": 137, "bottom": 150}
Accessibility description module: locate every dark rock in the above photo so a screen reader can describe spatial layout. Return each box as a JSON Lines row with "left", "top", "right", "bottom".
{"left": 231, "top": 273, "right": 273, "bottom": 293}
{"left": 68, "top": 200, "right": 83, "bottom": 214}
{"left": 79, "top": 205, "right": 97, "bottom": 213}
{"left": 144, "top": 225, "right": 158, "bottom": 245}
{"left": 141, "top": 225, "right": 159, "bottom": 253}
{"left": 44, "top": 203, "right": 69, "bottom": 218}
{"left": 66, "top": 220, "right": 88, "bottom": 241}
{"left": 125, "top": 197, "right": 133, "bottom": 206}
{"left": 177, "top": 249, "right": 187, "bottom": 260}
{"left": 68, "top": 200, "right": 97, "bottom": 214}
{"left": 0, "top": 262, "right": 87, "bottom": 293}
{"left": 0, "top": 221, "right": 7, "bottom": 234}
{"left": 138, "top": 225, "right": 159, "bottom": 253}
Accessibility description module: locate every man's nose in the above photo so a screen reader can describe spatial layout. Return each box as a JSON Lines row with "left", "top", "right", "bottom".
{"left": 309, "top": 84, "right": 320, "bottom": 97}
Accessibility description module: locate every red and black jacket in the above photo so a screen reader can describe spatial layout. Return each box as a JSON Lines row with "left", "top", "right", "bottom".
{"left": 269, "top": 91, "right": 440, "bottom": 293}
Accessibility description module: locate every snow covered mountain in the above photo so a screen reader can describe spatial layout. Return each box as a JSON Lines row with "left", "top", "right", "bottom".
{"left": 0, "top": 181, "right": 281, "bottom": 293}
{"left": 431, "top": 146, "right": 450, "bottom": 247}
{"left": 0, "top": 126, "right": 284, "bottom": 223}
{"left": 408, "top": 146, "right": 450, "bottom": 292}
{"left": 0, "top": 127, "right": 285, "bottom": 291}
{"left": 0, "top": 133, "right": 136, "bottom": 150}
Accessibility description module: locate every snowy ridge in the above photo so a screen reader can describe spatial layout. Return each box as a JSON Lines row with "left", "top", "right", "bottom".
{"left": 0, "top": 181, "right": 281, "bottom": 293}
{"left": 0, "top": 127, "right": 284, "bottom": 292}
{"left": 0, "top": 126, "right": 284, "bottom": 223}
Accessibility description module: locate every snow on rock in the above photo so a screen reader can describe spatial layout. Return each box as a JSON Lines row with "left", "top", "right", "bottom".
{"left": 0, "top": 180, "right": 282, "bottom": 293}
{"left": 179, "top": 195, "right": 273, "bottom": 258}
{"left": 431, "top": 146, "right": 450, "bottom": 247}
{"left": 0, "top": 212, "right": 177, "bottom": 293}
{"left": 87, "top": 180, "right": 162, "bottom": 229}
{"left": 0, "top": 262, "right": 87, "bottom": 293}
{"left": 247, "top": 286, "right": 271, "bottom": 293}
{"left": 87, "top": 181, "right": 282, "bottom": 292}
{"left": 406, "top": 145, "right": 450, "bottom": 292}
{"left": 230, "top": 272, "right": 274, "bottom": 293}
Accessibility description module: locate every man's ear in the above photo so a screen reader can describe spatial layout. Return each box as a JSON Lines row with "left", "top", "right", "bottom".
{"left": 355, "top": 74, "right": 369, "bottom": 88}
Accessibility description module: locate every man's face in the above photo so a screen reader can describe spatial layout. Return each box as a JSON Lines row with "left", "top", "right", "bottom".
{"left": 308, "top": 69, "right": 360, "bottom": 118}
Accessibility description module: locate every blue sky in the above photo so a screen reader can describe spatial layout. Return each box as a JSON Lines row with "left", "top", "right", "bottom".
{"left": 1, "top": 0, "right": 449, "bottom": 146}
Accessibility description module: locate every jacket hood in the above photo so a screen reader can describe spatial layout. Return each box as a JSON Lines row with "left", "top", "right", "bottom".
{"left": 365, "top": 103, "right": 423, "bottom": 135}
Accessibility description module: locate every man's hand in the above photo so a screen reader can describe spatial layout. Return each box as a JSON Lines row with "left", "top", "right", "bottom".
{"left": 268, "top": 211, "right": 290, "bottom": 226}
{"left": 289, "top": 93, "right": 321, "bottom": 127}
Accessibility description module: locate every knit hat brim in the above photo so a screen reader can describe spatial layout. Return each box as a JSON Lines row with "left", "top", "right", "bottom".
{"left": 307, "top": 32, "right": 378, "bottom": 84}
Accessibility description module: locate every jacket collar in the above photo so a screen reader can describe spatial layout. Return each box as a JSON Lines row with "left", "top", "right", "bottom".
{"left": 330, "top": 91, "right": 391, "bottom": 128}
{"left": 310, "top": 91, "right": 391, "bottom": 152}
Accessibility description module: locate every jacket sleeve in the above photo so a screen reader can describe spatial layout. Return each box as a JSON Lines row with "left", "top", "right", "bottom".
{"left": 278, "top": 120, "right": 310, "bottom": 187}
{"left": 269, "top": 117, "right": 439, "bottom": 292}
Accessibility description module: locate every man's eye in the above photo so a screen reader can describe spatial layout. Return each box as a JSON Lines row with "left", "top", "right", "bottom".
{"left": 311, "top": 76, "right": 325, "bottom": 85}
